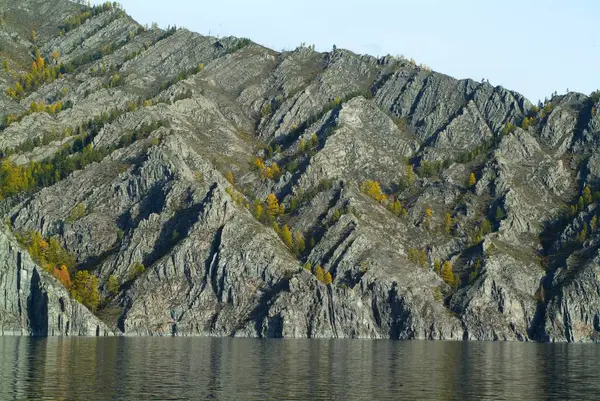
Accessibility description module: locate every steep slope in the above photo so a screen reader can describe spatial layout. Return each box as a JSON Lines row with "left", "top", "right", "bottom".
{"left": 0, "top": 0, "right": 599, "bottom": 341}
{"left": 0, "top": 228, "right": 114, "bottom": 336}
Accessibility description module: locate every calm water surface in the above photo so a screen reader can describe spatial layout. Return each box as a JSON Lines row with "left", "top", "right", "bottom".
{"left": 0, "top": 336, "right": 598, "bottom": 400}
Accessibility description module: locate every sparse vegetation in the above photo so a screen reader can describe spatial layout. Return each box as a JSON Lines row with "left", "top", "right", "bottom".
{"left": 129, "top": 262, "right": 145, "bottom": 281}
{"left": 408, "top": 248, "right": 428, "bottom": 268}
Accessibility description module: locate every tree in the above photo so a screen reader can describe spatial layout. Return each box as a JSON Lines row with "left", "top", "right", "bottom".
{"left": 107, "top": 275, "right": 119, "bottom": 296}
{"left": 109, "top": 73, "right": 122, "bottom": 87}
{"left": 578, "top": 196, "right": 585, "bottom": 212}
{"left": 577, "top": 224, "right": 588, "bottom": 243}
{"left": 253, "top": 157, "right": 265, "bottom": 171}
{"left": 314, "top": 265, "right": 325, "bottom": 283}
{"left": 495, "top": 206, "right": 506, "bottom": 222}
{"left": 36, "top": 53, "right": 45, "bottom": 69}
{"left": 425, "top": 208, "right": 433, "bottom": 219}
{"left": 31, "top": 29, "right": 37, "bottom": 42}
{"left": 129, "top": 262, "right": 145, "bottom": 280}
{"left": 424, "top": 208, "right": 433, "bottom": 229}
{"left": 281, "top": 225, "right": 293, "bottom": 249}
{"left": 46, "top": 237, "right": 76, "bottom": 272}
{"left": 294, "top": 232, "right": 306, "bottom": 255}
{"left": 304, "top": 262, "right": 312, "bottom": 271}
{"left": 444, "top": 213, "right": 452, "bottom": 234}
{"left": 389, "top": 200, "right": 407, "bottom": 217}
{"left": 71, "top": 270, "right": 99, "bottom": 311}
{"left": 479, "top": 219, "right": 492, "bottom": 237}
{"left": 405, "top": 164, "right": 416, "bottom": 187}
{"left": 592, "top": 215, "right": 598, "bottom": 232}
{"left": 226, "top": 171, "right": 234, "bottom": 185}
{"left": 266, "top": 193, "right": 281, "bottom": 219}
{"left": 14, "top": 82, "right": 24, "bottom": 97}
{"left": 311, "top": 133, "right": 319, "bottom": 148}
{"left": 468, "top": 173, "right": 477, "bottom": 188}
{"left": 324, "top": 271, "right": 333, "bottom": 285}
{"left": 52, "top": 265, "right": 71, "bottom": 289}
{"left": 0, "top": 159, "right": 27, "bottom": 196}
{"left": 67, "top": 202, "right": 86, "bottom": 222}
{"left": 434, "top": 259, "right": 442, "bottom": 275}
{"left": 584, "top": 186, "right": 593, "bottom": 206}
{"left": 271, "top": 163, "right": 281, "bottom": 179}
{"left": 441, "top": 261, "right": 455, "bottom": 286}
{"left": 251, "top": 202, "right": 263, "bottom": 220}
{"left": 361, "top": 180, "right": 386, "bottom": 203}
{"left": 298, "top": 138, "right": 307, "bottom": 153}
{"left": 408, "top": 248, "right": 428, "bottom": 268}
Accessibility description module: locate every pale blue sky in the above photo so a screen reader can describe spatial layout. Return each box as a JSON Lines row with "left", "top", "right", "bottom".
{"left": 97, "top": 0, "right": 599, "bottom": 102}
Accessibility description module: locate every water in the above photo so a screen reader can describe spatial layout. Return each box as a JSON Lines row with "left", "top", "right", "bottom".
{"left": 0, "top": 337, "right": 598, "bottom": 400}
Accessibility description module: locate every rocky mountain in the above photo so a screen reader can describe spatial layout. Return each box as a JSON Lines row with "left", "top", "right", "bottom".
{"left": 1, "top": 0, "right": 599, "bottom": 342}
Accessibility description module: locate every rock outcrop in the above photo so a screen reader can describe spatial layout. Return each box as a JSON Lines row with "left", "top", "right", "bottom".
{"left": 0, "top": 228, "right": 113, "bottom": 336}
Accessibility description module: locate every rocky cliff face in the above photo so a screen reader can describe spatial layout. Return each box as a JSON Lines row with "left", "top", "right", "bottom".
{"left": 0, "top": 228, "right": 113, "bottom": 336}
{"left": 0, "top": 0, "right": 599, "bottom": 341}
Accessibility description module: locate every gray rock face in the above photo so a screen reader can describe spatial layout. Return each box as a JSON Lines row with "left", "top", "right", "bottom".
{"left": 543, "top": 255, "right": 600, "bottom": 343}
{"left": 0, "top": 228, "right": 113, "bottom": 336}
{"left": 450, "top": 246, "right": 543, "bottom": 341}
{"left": 0, "top": 0, "right": 599, "bottom": 342}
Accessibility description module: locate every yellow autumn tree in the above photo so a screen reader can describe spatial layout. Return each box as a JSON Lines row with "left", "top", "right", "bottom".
{"left": 36, "top": 54, "right": 45, "bottom": 69}
{"left": 441, "top": 261, "right": 455, "bottom": 286}
{"left": 314, "top": 265, "right": 325, "bottom": 283}
{"left": 361, "top": 180, "right": 386, "bottom": 203}
{"left": 253, "top": 204, "right": 263, "bottom": 220}
{"left": 324, "top": 271, "right": 333, "bottom": 285}
{"left": 0, "top": 159, "right": 27, "bottom": 196}
{"left": 468, "top": 173, "right": 477, "bottom": 188}
{"left": 52, "top": 265, "right": 71, "bottom": 289}
{"left": 226, "top": 171, "right": 234, "bottom": 185}
{"left": 71, "top": 270, "right": 99, "bottom": 311}
{"left": 266, "top": 193, "right": 280, "bottom": 219}
{"left": 271, "top": 163, "right": 281, "bottom": 179}
{"left": 424, "top": 207, "right": 433, "bottom": 229}
{"left": 253, "top": 157, "right": 265, "bottom": 171}
{"left": 584, "top": 185, "right": 593, "bottom": 205}
{"left": 281, "top": 225, "right": 293, "bottom": 249}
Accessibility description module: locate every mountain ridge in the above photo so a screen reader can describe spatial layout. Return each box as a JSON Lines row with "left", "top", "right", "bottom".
{"left": 0, "top": 0, "right": 599, "bottom": 342}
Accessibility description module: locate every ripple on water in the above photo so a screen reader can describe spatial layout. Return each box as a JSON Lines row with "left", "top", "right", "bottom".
{"left": 0, "top": 337, "right": 598, "bottom": 400}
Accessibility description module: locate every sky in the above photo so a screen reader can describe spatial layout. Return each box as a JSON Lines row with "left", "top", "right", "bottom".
{"left": 95, "top": 0, "right": 599, "bottom": 102}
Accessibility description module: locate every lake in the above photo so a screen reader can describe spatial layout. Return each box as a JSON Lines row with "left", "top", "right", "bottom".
{"left": 0, "top": 337, "right": 598, "bottom": 400}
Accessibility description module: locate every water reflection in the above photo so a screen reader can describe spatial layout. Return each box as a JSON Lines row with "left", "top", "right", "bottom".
{"left": 0, "top": 337, "right": 598, "bottom": 400}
